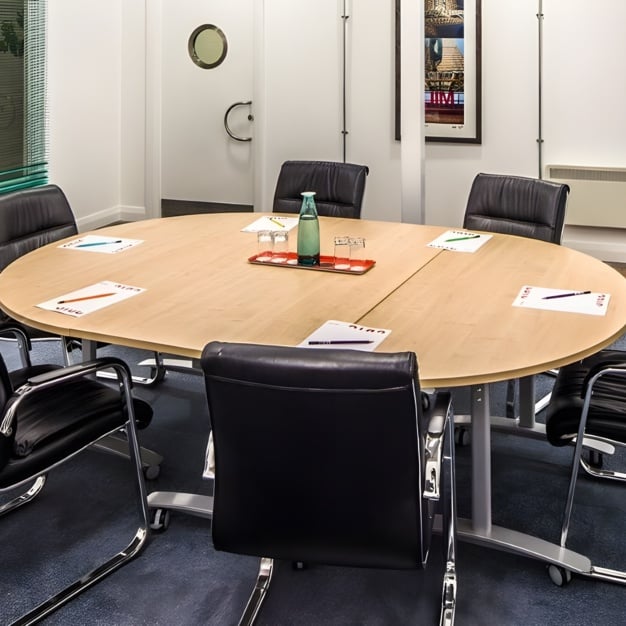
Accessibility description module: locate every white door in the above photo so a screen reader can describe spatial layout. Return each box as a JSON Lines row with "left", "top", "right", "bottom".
{"left": 160, "top": 0, "right": 255, "bottom": 209}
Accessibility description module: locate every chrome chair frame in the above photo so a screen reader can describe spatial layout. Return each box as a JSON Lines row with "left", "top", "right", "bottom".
{"left": 554, "top": 365, "right": 626, "bottom": 585}
{"left": 1, "top": 358, "right": 151, "bottom": 623}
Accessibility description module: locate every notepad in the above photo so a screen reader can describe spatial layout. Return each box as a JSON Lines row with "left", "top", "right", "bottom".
{"left": 299, "top": 320, "right": 391, "bottom": 351}
{"left": 241, "top": 216, "right": 299, "bottom": 233}
{"left": 37, "top": 280, "right": 145, "bottom": 317}
{"left": 427, "top": 230, "right": 492, "bottom": 252}
{"left": 59, "top": 235, "right": 143, "bottom": 253}
{"left": 512, "top": 285, "right": 610, "bottom": 316}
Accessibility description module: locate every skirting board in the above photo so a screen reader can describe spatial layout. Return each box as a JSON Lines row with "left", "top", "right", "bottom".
{"left": 563, "top": 225, "right": 626, "bottom": 263}
{"left": 76, "top": 205, "right": 147, "bottom": 232}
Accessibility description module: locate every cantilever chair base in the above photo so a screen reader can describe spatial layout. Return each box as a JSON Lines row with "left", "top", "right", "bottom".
{"left": 17, "top": 528, "right": 149, "bottom": 626}
{"left": 2, "top": 357, "right": 152, "bottom": 623}
{"left": 0, "top": 475, "right": 47, "bottom": 518}
{"left": 539, "top": 352, "right": 626, "bottom": 587}
{"left": 239, "top": 558, "right": 274, "bottom": 626}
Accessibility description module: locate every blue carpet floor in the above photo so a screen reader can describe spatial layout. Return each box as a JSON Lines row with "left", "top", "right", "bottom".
{"left": 2, "top": 338, "right": 626, "bottom": 625}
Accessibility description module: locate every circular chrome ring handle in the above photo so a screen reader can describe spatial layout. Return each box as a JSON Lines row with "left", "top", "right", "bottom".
{"left": 224, "top": 101, "right": 253, "bottom": 142}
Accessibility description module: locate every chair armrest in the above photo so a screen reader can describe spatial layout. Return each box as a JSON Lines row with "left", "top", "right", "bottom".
{"left": 0, "top": 357, "right": 134, "bottom": 438}
{"left": 583, "top": 361, "right": 626, "bottom": 396}
{"left": 423, "top": 392, "right": 452, "bottom": 501}
{"left": 0, "top": 321, "right": 32, "bottom": 352}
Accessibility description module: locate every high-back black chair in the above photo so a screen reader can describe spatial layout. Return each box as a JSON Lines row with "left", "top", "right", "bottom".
{"left": 463, "top": 172, "right": 569, "bottom": 243}
{"left": 201, "top": 341, "right": 457, "bottom": 625}
{"left": 0, "top": 184, "right": 78, "bottom": 366}
{"left": 543, "top": 349, "right": 626, "bottom": 587}
{"left": 0, "top": 350, "right": 152, "bottom": 623}
{"left": 462, "top": 172, "right": 570, "bottom": 420}
{"left": 272, "top": 160, "right": 369, "bottom": 218}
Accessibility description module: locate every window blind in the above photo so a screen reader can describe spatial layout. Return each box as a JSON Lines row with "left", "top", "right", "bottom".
{"left": 0, "top": 0, "right": 47, "bottom": 193}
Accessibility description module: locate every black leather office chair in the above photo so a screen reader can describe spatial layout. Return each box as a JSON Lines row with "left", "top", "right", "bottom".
{"left": 201, "top": 341, "right": 457, "bottom": 625}
{"left": 463, "top": 173, "right": 570, "bottom": 420}
{"left": 0, "top": 184, "right": 78, "bottom": 367}
{"left": 544, "top": 349, "right": 626, "bottom": 586}
{"left": 0, "top": 351, "right": 151, "bottom": 623}
{"left": 272, "top": 160, "right": 369, "bottom": 218}
{"left": 463, "top": 172, "right": 568, "bottom": 243}
{"left": 0, "top": 184, "right": 166, "bottom": 385}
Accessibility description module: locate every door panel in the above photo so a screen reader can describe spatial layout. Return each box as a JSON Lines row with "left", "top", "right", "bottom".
{"left": 161, "top": 0, "right": 254, "bottom": 207}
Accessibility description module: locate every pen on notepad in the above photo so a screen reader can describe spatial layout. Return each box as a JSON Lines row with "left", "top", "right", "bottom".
{"left": 308, "top": 340, "right": 375, "bottom": 345}
{"left": 542, "top": 290, "right": 591, "bottom": 300}
{"left": 57, "top": 292, "right": 116, "bottom": 304}
{"left": 444, "top": 234, "right": 480, "bottom": 242}
{"left": 76, "top": 240, "right": 123, "bottom": 247}
{"left": 269, "top": 218, "right": 285, "bottom": 228}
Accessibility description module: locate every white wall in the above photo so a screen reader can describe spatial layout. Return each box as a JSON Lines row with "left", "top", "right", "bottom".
{"left": 47, "top": 1, "right": 626, "bottom": 259}
{"left": 48, "top": 0, "right": 124, "bottom": 229}
{"left": 425, "top": 2, "right": 540, "bottom": 227}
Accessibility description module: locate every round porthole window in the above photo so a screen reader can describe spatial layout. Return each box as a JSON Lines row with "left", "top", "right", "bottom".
{"left": 188, "top": 24, "right": 228, "bottom": 69}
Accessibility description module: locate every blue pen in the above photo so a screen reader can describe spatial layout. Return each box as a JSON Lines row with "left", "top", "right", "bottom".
{"left": 76, "top": 240, "right": 123, "bottom": 248}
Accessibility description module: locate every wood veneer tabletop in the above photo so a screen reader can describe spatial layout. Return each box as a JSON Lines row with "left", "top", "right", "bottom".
{"left": 2, "top": 214, "right": 625, "bottom": 389}
{"left": 0, "top": 213, "right": 445, "bottom": 358}
{"left": 359, "top": 231, "right": 626, "bottom": 388}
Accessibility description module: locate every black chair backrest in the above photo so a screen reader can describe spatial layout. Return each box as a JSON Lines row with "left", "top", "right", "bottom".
{"left": 272, "top": 160, "right": 369, "bottom": 218}
{"left": 0, "top": 184, "right": 78, "bottom": 271}
{"left": 201, "top": 341, "right": 430, "bottom": 570}
{"left": 463, "top": 173, "right": 569, "bottom": 243}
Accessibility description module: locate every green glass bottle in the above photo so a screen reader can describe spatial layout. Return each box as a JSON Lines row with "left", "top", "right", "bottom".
{"left": 297, "top": 191, "right": 320, "bottom": 266}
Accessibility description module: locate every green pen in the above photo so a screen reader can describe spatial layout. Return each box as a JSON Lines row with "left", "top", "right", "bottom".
{"left": 445, "top": 234, "right": 481, "bottom": 242}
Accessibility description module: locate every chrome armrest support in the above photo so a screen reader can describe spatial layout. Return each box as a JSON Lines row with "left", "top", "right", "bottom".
{"left": 423, "top": 392, "right": 452, "bottom": 501}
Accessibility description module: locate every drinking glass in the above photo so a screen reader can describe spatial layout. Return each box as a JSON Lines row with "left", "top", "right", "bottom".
{"left": 271, "top": 230, "right": 289, "bottom": 263}
{"left": 333, "top": 236, "right": 351, "bottom": 270}
{"left": 349, "top": 237, "right": 366, "bottom": 271}
{"left": 256, "top": 230, "right": 273, "bottom": 262}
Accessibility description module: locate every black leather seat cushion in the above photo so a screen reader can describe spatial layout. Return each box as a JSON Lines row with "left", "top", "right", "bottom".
{"left": 545, "top": 350, "right": 626, "bottom": 446}
{"left": 0, "top": 365, "right": 152, "bottom": 488}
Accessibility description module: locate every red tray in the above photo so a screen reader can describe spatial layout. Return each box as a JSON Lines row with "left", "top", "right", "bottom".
{"left": 248, "top": 252, "right": 375, "bottom": 275}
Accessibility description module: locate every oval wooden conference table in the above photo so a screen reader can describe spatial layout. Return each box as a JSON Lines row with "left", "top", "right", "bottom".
{"left": 2, "top": 212, "right": 626, "bottom": 579}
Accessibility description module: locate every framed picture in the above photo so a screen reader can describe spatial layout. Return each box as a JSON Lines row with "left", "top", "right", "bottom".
{"left": 395, "top": 0, "right": 482, "bottom": 144}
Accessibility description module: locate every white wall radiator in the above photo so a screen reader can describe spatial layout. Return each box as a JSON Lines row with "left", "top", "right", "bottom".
{"left": 545, "top": 165, "right": 626, "bottom": 228}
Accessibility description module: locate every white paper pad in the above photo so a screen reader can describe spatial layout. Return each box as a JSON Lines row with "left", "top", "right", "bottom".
{"left": 512, "top": 285, "right": 610, "bottom": 316}
{"left": 298, "top": 320, "right": 391, "bottom": 351}
{"left": 59, "top": 235, "right": 143, "bottom": 253}
{"left": 427, "top": 230, "right": 492, "bottom": 252}
{"left": 37, "top": 280, "right": 145, "bottom": 317}
{"left": 241, "top": 215, "right": 299, "bottom": 232}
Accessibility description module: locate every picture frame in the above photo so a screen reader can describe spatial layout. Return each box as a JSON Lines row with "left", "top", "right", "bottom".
{"left": 395, "top": 0, "right": 482, "bottom": 144}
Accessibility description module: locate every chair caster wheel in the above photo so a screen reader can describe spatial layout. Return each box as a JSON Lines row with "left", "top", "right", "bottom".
{"left": 149, "top": 508, "right": 171, "bottom": 532}
{"left": 547, "top": 564, "right": 572, "bottom": 587}
{"left": 454, "top": 426, "right": 470, "bottom": 447}
{"left": 144, "top": 464, "right": 161, "bottom": 480}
